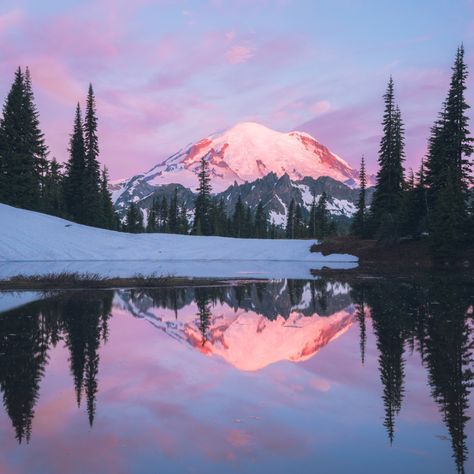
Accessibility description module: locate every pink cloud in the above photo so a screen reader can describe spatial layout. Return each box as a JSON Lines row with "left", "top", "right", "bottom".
{"left": 0, "top": 8, "right": 23, "bottom": 35}
{"left": 27, "top": 56, "right": 84, "bottom": 104}
{"left": 311, "top": 100, "right": 332, "bottom": 115}
{"left": 225, "top": 45, "right": 255, "bottom": 64}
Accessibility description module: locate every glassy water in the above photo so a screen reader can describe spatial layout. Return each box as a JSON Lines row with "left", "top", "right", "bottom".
{"left": 0, "top": 277, "right": 472, "bottom": 474}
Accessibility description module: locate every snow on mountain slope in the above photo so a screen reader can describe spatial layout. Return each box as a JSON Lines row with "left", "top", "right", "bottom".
{"left": 114, "top": 122, "right": 361, "bottom": 198}
{"left": 0, "top": 205, "right": 357, "bottom": 278}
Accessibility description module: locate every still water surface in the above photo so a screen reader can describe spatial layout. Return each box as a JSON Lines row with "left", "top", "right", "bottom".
{"left": 0, "top": 276, "right": 472, "bottom": 473}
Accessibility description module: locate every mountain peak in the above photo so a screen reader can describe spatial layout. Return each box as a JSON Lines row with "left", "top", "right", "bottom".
{"left": 131, "top": 121, "right": 360, "bottom": 193}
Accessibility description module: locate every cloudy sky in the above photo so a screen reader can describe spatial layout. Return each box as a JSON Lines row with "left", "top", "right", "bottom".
{"left": 0, "top": 0, "right": 473, "bottom": 179}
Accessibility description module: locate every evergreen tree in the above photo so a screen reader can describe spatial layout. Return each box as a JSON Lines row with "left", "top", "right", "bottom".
{"left": 430, "top": 167, "right": 467, "bottom": 261}
{"left": 269, "top": 221, "right": 277, "bottom": 239}
{"left": 125, "top": 202, "right": 144, "bottom": 233}
{"left": 232, "top": 195, "right": 245, "bottom": 237}
{"left": 99, "top": 166, "right": 116, "bottom": 229}
{"left": 83, "top": 84, "right": 102, "bottom": 227}
{"left": 351, "top": 156, "right": 367, "bottom": 237}
{"left": 178, "top": 204, "right": 189, "bottom": 234}
{"left": 0, "top": 67, "right": 46, "bottom": 209}
{"left": 24, "top": 67, "right": 48, "bottom": 208}
{"left": 211, "top": 197, "right": 227, "bottom": 236}
{"left": 42, "top": 158, "right": 63, "bottom": 216}
{"left": 254, "top": 202, "right": 268, "bottom": 238}
{"left": 146, "top": 205, "right": 157, "bottom": 232}
{"left": 369, "top": 78, "right": 405, "bottom": 240}
{"left": 159, "top": 196, "right": 168, "bottom": 232}
{"left": 192, "top": 157, "right": 212, "bottom": 235}
{"left": 244, "top": 206, "right": 252, "bottom": 238}
{"left": 425, "top": 46, "right": 473, "bottom": 262}
{"left": 294, "top": 204, "right": 305, "bottom": 238}
{"left": 414, "top": 161, "right": 429, "bottom": 235}
{"left": 399, "top": 169, "right": 416, "bottom": 236}
{"left": 308, "top": 194, "right": 317, "bottom": 238}
{"left": 63, "top": 104, "right": 87, "bottom": 223}
{"left": 314, "top": 192, "right": 330, "bottom": 239}
{"left": 286, "top": 198, "right": 295, "bottom": 239}
{"left": 168, "top": 188, "right": 179, "bottom": 233}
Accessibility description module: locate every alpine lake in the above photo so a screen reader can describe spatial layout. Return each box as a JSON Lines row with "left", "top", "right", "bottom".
{"left": 0, "top": 272, "right": 472, "bottom": 474}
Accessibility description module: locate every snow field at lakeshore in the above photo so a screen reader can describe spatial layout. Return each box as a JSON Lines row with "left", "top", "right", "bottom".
{"left": 0, "top": 204, "right": 358, "bottom": 279}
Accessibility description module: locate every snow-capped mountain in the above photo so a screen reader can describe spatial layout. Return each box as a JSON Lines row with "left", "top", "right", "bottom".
{"left": 113, "top": 121, "right": 366, "bottom": 197}
{"left": 112, "top": 121, "right": 375, "bottom": 224}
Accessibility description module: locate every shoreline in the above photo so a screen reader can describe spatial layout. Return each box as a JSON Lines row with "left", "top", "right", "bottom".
{"left": 1, "top": 266, "right": 473, "bottom": 292}
{"left": 0, "top": 273, "right": 256, "bottom": 291}
{"left": 311, "top": 236, "right": 474, "bottom": 272}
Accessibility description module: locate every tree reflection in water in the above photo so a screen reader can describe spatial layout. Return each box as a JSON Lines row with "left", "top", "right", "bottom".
{"left": 0, "top": 276, "right": 472, "bottom": 473}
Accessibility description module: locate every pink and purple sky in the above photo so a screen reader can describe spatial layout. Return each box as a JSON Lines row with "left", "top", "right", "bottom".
{"left": 0, "top": 0, "right": 473, "bottom": 179}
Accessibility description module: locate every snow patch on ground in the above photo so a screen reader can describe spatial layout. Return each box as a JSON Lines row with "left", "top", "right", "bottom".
{"left": 0, "top": 204, "right": 358, "bottom": 279}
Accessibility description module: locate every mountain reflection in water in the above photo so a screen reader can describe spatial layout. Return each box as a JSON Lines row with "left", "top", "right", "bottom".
{"left": 0, "top": 276, "right": 472, "bottom": 474}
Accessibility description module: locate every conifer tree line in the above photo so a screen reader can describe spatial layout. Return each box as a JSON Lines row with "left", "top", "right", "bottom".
{"left": 351, "top": 45, "right": 473, "bottom": 262}
{"left": 0, "top": 67, "right": 118, "bottom": 229}
{"left": 125, "top": 155, "right": 339, "bottom": 239}
{"left": 127, "top": 155, "right": 339, "bottom": 239}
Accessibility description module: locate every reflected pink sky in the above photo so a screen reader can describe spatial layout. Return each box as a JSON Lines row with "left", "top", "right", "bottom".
{"left": 0, "top": 292, "right": 471, "bottom": 474}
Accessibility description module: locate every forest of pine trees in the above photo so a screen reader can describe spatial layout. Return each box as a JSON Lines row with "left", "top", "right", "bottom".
{"left": 355, "top": 46, "right": 473, "bottom": 263}
{"left": 0, "top": 67, "right": 118, "bottom": 230}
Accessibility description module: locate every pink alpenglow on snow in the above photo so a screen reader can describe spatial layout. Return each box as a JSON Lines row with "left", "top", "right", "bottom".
{"left": 116, "top": 122, "right": 369, "bottom": 194}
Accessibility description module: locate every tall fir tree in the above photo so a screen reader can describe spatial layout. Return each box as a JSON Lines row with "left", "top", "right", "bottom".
{"left": 99, "top": 166, "right": 116, "bottom": 229}
{"left": 83, "top": 84, "right": 103, "bottom": 227}
{"left": 232, "top": 195, "right": 245, "bottom": 237}
{"left": 42, "top": 158, "right": 63, "bottom": 216}
{"left": 286, "top": 198, "right": 295, "bottom": 239}
{"left": 369, "top": 78, "right": 405, "bottom": 240}
{"left": 308, "top": 194, "right": 317, "bottom": 238}
{"left": 314, "top": 192, "right": 330, "bottom": 239}
{"left": 244, "top": 206, "right": 252, "bottom": 238}
{"left": 294, "top": 204, "right": 305, "bottom": 238}
{"left": 24, "top": 67, "right": 48, "bottom": 208}
{"left": 146, "top": 205, "right": 157, "bottom": 232}
{"left": 351, "top": 156, "right": 367, "bottom": 237}
{"left": 192, "top": 157, "right": 212, "bottom": 235}
{"left": 125, "top": 202, "right": 144, "bottom": 233}
{"left": 159, "top": 196, "right": 168, "bottom": 232}
{"left": 178, "top": 203, "right": 189, "bottom": 234}
{"left": 425, "top": 46, "right": 473, "bottom": 262}
{"left": 0, "top": 67, "right": 47, "bottom": 210}
{"left": 168, "top": 188, "right": 179, "bottom": 233}
{"left": 63, "top": 104, "right": 87, "bottom": 223}
{"left": 254, "top": 201, "right": 268, "bottom": 238}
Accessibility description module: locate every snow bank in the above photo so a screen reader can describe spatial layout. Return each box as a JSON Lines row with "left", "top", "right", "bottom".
{"left": 0, "top": 204, "right": 357, "bottom": 279}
